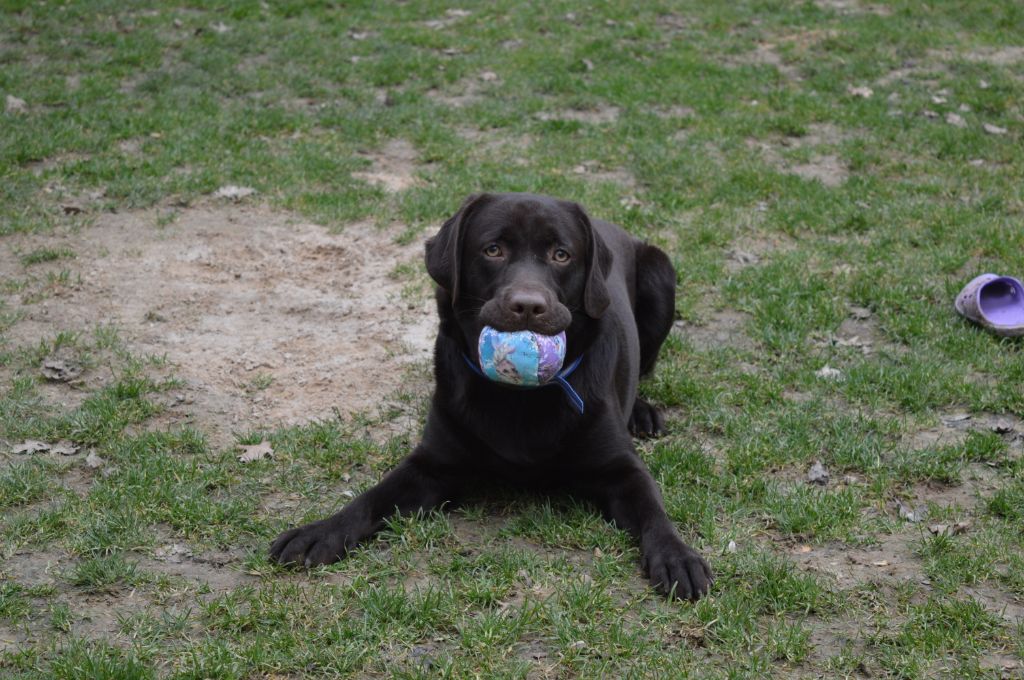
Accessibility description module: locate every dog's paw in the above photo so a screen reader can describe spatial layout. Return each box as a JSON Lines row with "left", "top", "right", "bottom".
{"left": 628, "top": 398, "right": 665, "bottom": 438}
{"left": 270, "top": 518, "right": 359, "bottom": 568}
{"left": 642, "top": 539, "right": 712, "bottom": 601}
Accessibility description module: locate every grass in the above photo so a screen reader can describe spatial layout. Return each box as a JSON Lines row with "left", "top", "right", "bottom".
{"left": 2, "top": 0, "right": 1024, "bottom": 678}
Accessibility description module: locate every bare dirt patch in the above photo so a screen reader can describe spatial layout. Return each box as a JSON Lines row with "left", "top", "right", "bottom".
{"left": 352, "top": 138, "right": 429, "bottom": 193}
{"left": 748, "top": 124, "right": 850, "bottom": 187}
{"left": 814, "top": 0, "right": 891, "bottom": 15}
{"left": 728, "top": 43, "right": 802, "bottom": 80}
{"left": 0, "top": 203, "right": 436, "bottom": 447}
{"left": 455, "top": 127, "right": 533, "bottom": 164}
{"left": 536, "top": 105, "right": 620, "bottom": 124}
{"left": 426, "top": 76, "right": 487, "bottom": 109}
{"left": 569, "top": 161, "right": 637, "bottom": 190}
{"left": 904, "top": 412, "right": 1024, "bottom": 451}
{"left": 933, "top": 46, "right": 1024, "bottom": 67}
{"left": 792, "top": 532, "right": 922, "bottom": 588}
{"left": 674, "top": 310, "right": 757, "bottom": 351}
{"left": 725, "top": 231, "right": 795, "bottom": 273}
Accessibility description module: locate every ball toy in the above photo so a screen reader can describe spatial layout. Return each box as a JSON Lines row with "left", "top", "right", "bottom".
{"left": 477, "top": 326, "right": 567, "bottom": 387}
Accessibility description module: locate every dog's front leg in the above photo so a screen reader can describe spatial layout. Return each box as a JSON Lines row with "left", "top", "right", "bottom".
{"left": 270, "top": 447, "right": 459, "bottom": 567}
{"left": 585, "top": 458, "right": 713, "bottom": 600}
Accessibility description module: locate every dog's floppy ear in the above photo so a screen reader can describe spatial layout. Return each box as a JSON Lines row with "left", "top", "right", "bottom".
{"left": 425, "top": 193, "right": 490, "bottom": 304}
{"left": 568, "top": 202, "right": 612, "bottom": 318}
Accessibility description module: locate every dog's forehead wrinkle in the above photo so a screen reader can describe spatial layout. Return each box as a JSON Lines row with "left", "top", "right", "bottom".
{"left": 469, "top": 219, "right": 574, "bottom": 252}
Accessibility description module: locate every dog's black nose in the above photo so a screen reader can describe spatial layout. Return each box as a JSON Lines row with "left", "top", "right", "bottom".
{"left": 480, "top": 286, "right": 570, "bottom": 334}
{"left": 508, "top": 290, "right": 549, "bottom": 322}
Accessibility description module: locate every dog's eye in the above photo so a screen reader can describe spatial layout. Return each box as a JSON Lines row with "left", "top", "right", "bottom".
{"left": 483, "top": 244, "right": 503, "bottom": 258}
{"left": 552, "top": 248, "right": 571, "bottom": 263}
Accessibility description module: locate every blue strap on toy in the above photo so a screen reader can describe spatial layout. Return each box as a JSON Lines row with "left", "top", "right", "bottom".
{"left": 462, "top": 353, "right": 585, "bottom": 415}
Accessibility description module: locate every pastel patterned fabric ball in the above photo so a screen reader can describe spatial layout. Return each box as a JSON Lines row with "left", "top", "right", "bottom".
{"left": 477, "top": 326, "right": 567, "bottom": 387}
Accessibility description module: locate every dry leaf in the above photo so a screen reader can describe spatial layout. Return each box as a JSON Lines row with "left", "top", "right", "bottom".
{"left": 49, "top": 440, "right": 79, "bottom": 456}
{"left": 928, "top": 521, "right": 970, "bottom": 537}
{"left": 238, "top": 440, "right": 273, "bottom": 463}
{"left": 213, "top": 185, "right": 256, "bottom": 200}
{"left": 982, "top": 123, "right": 1007, "bottom": 135}
{"left": 12, "top": 440, "right": 49, "bottom": 455}
{"left": 897, "top": 500, "right": 925, "bottom": 523}
{"left": 85, "top": 451, "right": 105, "bottom": 468}
{"left": 847, "top": 85, "right": 873, "bottom": 98}
{"left": 5, "top": 94, "right": 27, "bottom": 114}
{"left": 730, "top": 249, "right": 759, "bottom": 266}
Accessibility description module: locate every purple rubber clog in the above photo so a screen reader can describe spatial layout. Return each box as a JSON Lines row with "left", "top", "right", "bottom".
{"left": 954, "top": 274, "right": 1024, "bottom": 337}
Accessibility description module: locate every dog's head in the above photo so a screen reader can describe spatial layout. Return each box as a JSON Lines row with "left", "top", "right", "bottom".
{"left": 425, "top": 193, "right": 612, "bottom": 348}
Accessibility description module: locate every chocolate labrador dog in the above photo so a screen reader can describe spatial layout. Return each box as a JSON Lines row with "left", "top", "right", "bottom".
{"left": 271, "top": 192, "right": 712, "bottom": 600}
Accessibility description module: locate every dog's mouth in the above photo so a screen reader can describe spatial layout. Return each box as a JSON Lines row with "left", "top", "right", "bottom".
{"left": 477, "top": 298, "right": 572, "bottom": 336}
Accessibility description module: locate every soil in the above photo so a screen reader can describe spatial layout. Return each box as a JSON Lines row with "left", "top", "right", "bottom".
{"left": 0, "top": 201, "right": 437, "bottom": 448}
{"left": 748, "top": 124, "right": 851, "bottom": 187}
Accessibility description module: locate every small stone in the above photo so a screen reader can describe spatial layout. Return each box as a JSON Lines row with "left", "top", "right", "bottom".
{"left": 897, "top": 500, "right": 926, "bottom": 523}
{"left": 726, "top": 540, "right": 737, "bottom": 553}
{"left": 730, "top": 249, "right": 759, "bottom": 266}
{"left": 41, "top": 358, "right": 82, "bottom": 382}
{"left": 945, "top": 112, "right": 967, "bottom": 128}
{"left": 807, "top": 460, "right": 830, "bottom": 486}
{"left": 213, "top": 185, "right": 256, "bottom": 200}
{"left": 237, "top": 440, "right": 273, "bottom": 463}
{"left": 982, "top": 123, "right": 1007, "bottom": 135}
{"left": 5, "top": 94, "right": 27, "bottom": 114}
{"left": 847, "top": 85, "right": 873, "bottom": 98}
{"left": 991, "top": 421, "right": 1015, "bottom": 435}
{"left": 815, "top": 365, "right": 843, "bottom": 381}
